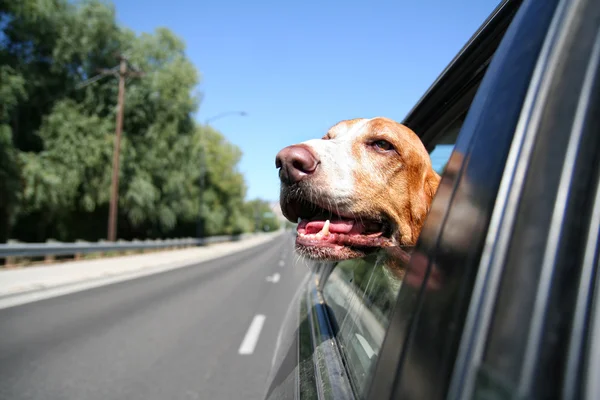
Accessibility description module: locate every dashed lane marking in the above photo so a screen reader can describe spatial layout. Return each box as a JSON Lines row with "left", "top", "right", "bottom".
{"left": 238, "top": 314, "right": 266, "bottom": 355}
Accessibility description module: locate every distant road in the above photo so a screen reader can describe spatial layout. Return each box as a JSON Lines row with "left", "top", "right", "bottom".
{"left": 0, "top": 232, "right": 308, "bottom": 400}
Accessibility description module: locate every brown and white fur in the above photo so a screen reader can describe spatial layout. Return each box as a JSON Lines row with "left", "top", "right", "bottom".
{"left": 276, "top": 117, "right": 440, "bottom": 261}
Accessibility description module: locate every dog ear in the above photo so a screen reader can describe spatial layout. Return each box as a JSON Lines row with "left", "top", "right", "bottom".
{"left": 407, "top": 168, "right": 441, "bottom": 245}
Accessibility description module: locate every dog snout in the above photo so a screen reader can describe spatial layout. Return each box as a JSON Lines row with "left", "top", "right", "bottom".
{"left": 275, "top": 145, "right": 319, "bottom": 185}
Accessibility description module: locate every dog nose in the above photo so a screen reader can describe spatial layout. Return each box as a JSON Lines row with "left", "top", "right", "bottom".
{"left": 275, "top": 145, "right": 319, "bottom": 184}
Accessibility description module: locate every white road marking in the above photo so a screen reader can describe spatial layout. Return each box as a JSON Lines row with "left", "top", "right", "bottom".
{"left": 266, "top": 273, "right": 281, "bottom": 283}
{"left": 355, "top": 333, "right": 377, "bottom": 359}
{"left": 278, "top": 260, "right": 285, "bottom": 267}
{"left": 238, "top": 314, "right": 266, "bottom": 355}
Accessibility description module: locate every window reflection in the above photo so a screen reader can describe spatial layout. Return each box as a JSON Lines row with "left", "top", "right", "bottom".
{"left": 322, "top": 251, "right": 406, "bottom": 397}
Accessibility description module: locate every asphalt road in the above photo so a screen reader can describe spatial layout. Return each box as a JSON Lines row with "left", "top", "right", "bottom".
{"left": 0, "top": 231, "right": 309, "bottom": 400}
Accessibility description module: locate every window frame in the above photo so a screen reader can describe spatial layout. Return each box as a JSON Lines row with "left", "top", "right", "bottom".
{"left": 402, "top": 0, "right": 522, "bottom": 150}
{"left": 449, "top": 0, "right": 600, "bottom": 398}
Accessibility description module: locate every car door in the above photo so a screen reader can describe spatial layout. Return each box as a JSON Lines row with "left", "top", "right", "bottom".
{"left": 367, "top": 0, "right": 600, "bottom": 399}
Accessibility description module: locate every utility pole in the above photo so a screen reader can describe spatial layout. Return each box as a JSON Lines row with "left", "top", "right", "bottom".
{"left": 98, "top": 55, "right": 144, "bottom": 241}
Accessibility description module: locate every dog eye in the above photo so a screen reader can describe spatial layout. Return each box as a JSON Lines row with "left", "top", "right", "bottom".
{"left": 372, "top": 140, "right": 394, "bottom": 152}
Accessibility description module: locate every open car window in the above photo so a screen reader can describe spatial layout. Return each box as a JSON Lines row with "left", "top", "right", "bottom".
{"left": 320, "top": 116, "right": 464, "bottom": 398}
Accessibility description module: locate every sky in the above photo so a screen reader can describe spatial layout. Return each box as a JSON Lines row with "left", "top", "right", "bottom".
{"left": 112, "top": 0, "right": 502, "bottom": 202}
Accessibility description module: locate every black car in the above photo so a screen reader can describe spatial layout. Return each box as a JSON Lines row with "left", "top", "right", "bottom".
{"left": 264, "top": 0, "right": 600, "bottom": 398}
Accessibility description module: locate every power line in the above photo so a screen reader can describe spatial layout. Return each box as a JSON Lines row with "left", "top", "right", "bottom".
{"left": 74, "top": 66, "right": 119, "bottom": 90}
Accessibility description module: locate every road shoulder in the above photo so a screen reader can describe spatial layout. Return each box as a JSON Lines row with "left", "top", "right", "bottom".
{"left": 0, "top": 231, "right": 283, "bottom": 309}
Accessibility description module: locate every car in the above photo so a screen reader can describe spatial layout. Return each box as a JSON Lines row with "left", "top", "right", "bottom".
{"left": 263, "top": 0, "right": 600, "bottom": 399}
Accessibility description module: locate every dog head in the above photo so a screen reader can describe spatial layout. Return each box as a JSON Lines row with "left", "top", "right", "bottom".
{"left": 276, "top": 117, "right": 440, "bottom": 261}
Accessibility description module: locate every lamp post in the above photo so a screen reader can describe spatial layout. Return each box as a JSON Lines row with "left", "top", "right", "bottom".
{"left": 205, "top": 111, "right": 247, "bottom": 125}
{"left": 197, "top": 111, "right": 247, "bottom": 239}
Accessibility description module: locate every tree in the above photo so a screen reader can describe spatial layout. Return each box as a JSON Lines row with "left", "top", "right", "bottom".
{"left": 0, "top": 65, "right": 26, "bottom": 242}
{"left": 198, "top": 125, "right": 255, "bottom": 235}
{"left": 0, "top": 0, "right": 255, "bottom": 242}
{"left": 244, "top": 199, "right": 281, "bottom": 233}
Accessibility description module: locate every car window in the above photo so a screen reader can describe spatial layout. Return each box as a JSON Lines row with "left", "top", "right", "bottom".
{"left": 321, "top": 121, "right": 462, "bottom": 398}
{"left": 321, "top": 253, "right": 402, "bottom": 397}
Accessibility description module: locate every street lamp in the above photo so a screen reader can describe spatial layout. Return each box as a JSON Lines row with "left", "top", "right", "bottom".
{"left": 205, "top": 111, "right": 247, "bottom": 125}
{"left": 197, "top": 110, "right": 247, "bottom": 239}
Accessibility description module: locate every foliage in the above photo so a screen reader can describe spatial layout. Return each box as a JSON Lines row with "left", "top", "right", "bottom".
{"left": 244, "top": 199, "right": 281, "bottom": 233}
{"left": 0, "top": 0, "right": 266, "bottom": 242}
{"left": 284, "top": 220, "right": 297, "bottom": 230}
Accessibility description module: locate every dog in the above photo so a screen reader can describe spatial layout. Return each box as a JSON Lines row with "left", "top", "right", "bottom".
{"left": 276, "top": 117, "right": 441, "bottom": 261}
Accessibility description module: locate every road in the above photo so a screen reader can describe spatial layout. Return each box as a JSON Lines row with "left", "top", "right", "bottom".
{"left": 0, "top": 232, "right": 309, "bottom": 400}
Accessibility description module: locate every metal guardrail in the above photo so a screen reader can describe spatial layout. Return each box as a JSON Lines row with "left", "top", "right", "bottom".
{"left": 0, "top": 233, "right": 260, "bottom": 259}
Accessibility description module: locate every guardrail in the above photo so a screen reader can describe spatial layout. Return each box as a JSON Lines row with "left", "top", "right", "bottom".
{"left": 0, "top": 233, "right": 262, "bottom": 261}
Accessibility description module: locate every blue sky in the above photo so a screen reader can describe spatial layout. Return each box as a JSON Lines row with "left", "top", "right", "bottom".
{"left": 112, "top": 0, "right": 501, "bottom": 201}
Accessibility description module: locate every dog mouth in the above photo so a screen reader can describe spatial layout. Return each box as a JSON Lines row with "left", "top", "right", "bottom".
{"left": 283, "top": 197, "right": 394, "bottom": 256}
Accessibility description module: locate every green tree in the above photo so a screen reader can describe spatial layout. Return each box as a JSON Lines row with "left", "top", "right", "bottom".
{"left": 199, "top": 125, "right": 254, "bottom": 236}
{"left": 0, "top": 65, "right": 27, "bottom": 241}
{"left": 1, "top": 0, "right": 254, "bottom": 242}
{"left": 244, "top": 199, "right": 281, "bottom": 233}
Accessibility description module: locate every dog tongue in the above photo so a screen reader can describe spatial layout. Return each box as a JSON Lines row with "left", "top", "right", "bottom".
{"left": 301, "top": 219, "right": 358, "bottom": 235}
